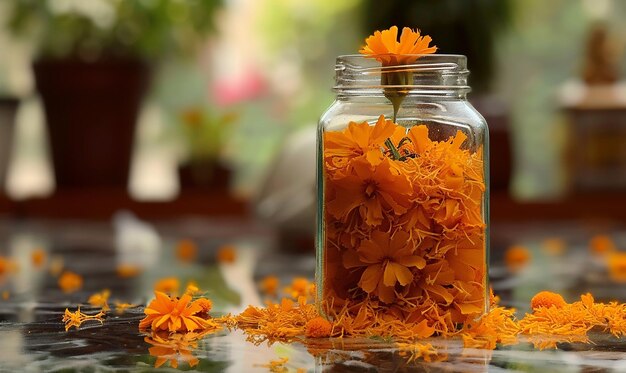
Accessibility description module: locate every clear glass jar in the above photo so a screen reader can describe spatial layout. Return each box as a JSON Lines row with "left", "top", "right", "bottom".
{"left": 316, "top": 54, "right": 489, "bottom": 331}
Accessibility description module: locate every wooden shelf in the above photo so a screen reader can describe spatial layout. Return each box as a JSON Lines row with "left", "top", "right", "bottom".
{"left": 0, "top": 189, "right": 248, "bottom": 220}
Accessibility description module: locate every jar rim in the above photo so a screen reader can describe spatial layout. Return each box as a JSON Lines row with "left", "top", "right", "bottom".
{"left": 334, "top": 54, "right": 470, "bottom": 96}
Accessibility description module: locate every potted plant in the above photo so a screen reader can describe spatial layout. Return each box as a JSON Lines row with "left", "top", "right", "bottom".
{"left": 6, "top": 0, "right": 221, "bottom": 190}
{"left": 177, "top": 107, "right": 236, "bottom": 190}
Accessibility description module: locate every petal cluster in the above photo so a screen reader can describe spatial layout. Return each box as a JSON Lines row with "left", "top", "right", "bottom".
{"left": 359, "top": 26, "right": 437, "bottom": 65}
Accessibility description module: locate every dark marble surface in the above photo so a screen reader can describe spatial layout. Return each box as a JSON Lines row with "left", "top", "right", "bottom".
{"left": 1, "top": 217, "right": 626, "bottom": 372}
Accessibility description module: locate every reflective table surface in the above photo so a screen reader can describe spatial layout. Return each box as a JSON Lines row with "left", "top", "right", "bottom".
{"left": 1, "top": 217, "right": 626, "bottom": 372}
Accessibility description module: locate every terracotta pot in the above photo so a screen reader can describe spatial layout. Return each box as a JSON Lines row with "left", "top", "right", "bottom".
{"left": 33, "top": 58, "right": 150, "bottom": 190}
{"left": 178, "top": 160, "right": 231, "bottom": 190}
{"left": 0, "top": 97, "right": 19, "bottom": 191}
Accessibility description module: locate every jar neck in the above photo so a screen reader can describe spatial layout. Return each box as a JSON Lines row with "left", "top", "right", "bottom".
{"left": 334, "top": 54, "right": 470, "bottom": 99}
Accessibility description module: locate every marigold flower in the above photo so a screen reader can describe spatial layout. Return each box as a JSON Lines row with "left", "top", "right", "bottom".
{"left": 31, "top": 248, "right": 47, "bottom": 268}
{"left": 607, "top": 252, "right": 626, "bottom": 283}
{"left": 88, "top": 289, "right": 111, "bottom": 311}
{"left": 0, "top": 256, "right": 17, "bottom": 277}
{"left": 324, "top": 115, "right": 399, "bottom": 170}
{"left": 530, "top": 291, "right": 567, "bottom": 310}
{"left": 260, "top": 275, "right": 280, "bottom": 296}
{"left": 327, "top": 157, "right": 413, "bottom": 226}
{"left": 344, "top": 229, "right": 425, "bottom": 303}
{"left": 305, "top": 317, "right": 333, "bottom": 338}
{"left": 139, "top": 291, "right": 210, "bottom": 333}
{"left": 589, "top": 234, "right": 616, "bottom": 255}
{"left": 176, "top": 239, "right": 198, "bottom": 263}
{"left": 216, "top": 245, "right": 236, "bottom": 263}
{"left": 58, "top": 271, "right": 83, "bottom": 293}
{"left": 116, "top": 264, "right": 141, "bottom": 278}
{"left": 284, "top": 277, "right": 311, "bottom": 299}
{"left": 2, "top": 291, "right": 9, "bottom": 300}
{"left": 154, "top": 277, "right": 180, "bottom": 295}
{"left": 504, "top": 245, "right": 531, "bottom": 271}
{"left": 360, "top": 26, "right": 437, "bottom": 66}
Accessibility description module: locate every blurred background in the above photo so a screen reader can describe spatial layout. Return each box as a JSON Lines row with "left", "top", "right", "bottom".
{"left": 0, "top": 0, "right": 625, "bottom": 252}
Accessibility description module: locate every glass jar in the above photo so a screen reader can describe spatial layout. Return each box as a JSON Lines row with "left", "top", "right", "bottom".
{"left": 316, "top": 54, "right": 489, "bottom": 331}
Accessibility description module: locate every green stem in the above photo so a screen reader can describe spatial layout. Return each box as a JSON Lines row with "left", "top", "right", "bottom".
{"left": 382, "top": 69, "right": 413, "bottom": 122}
{"left": 384, "top": 138, "right": 402, "bottom": 160}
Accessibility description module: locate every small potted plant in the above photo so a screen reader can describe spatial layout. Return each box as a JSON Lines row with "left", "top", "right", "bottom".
{"left": 6, "top": 0, "right": 221, "bottom": 190}
{"left": 178, "top": 107, "right": 236, "bottom": 190}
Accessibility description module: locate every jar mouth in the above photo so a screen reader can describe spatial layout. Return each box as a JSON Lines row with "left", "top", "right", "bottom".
{"left": 334, "top": 54, "right": 470, "bottom": 96}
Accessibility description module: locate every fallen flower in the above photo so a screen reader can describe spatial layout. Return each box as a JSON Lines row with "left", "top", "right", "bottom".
{"left": 305, "top": 317, "right": 333, "bottom": 338}
{"left": 260, "top": 275, "right": 280, "bottom": 296}
{"left": 530, "top": 291, "right": 567, "bottom": 310}
{"left": 116, "top": 264, "right": 141, "bottom": 278}
{"left": 31, "top": 248, "right": 47, "bottom": 268}
{"left": 589, "top": 234, "right": 616, "bottom": 255}
{"left": 139, "top": 291, "right": 219, "bottom": 333}
{"left": 504, "top": 245, "right": 531, "bottom": 272}
{"left": 216, "top": 245, "right": 237, "bottom": 263}
{"left": 88, "top": 289, "right": 111, "bottom": 311}
{"left": 58, "top": 271, "right": 83, "bottom": 294}
{"left": 176, "top": 239, "right": 198, "bottom": 263}
{"left": 607, "top": 252, "right": 626, "bottom": 283}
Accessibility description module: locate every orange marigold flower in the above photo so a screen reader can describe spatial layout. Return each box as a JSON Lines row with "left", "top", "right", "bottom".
{"left": 607, "top": 252, "right": 626, "bottom": 283}
{"left": 0, "top": 256, "right": 17, "bottom": 277}
{"left": 327, "top": 156, "right": 413, "bottom": 226}
{"left": 344, "top": 230, "right": 425, "bottom": 303}
{"left": 116, "top": 264, "right": 141, "bottom": 278}
{"left": 154, "top": 277, "right": 180, "bottom": 295}
{"left": 88, "top": 289, "right": 111, "bottom": 311}
{"left": 139, "top": 291, "right": 210, "bottom": 332}
{"left": 504, "top": 245, "right": 531, "bottom": 271}
{"left": 260, "top": 275, "right": 280, "bottom": 296}
{"left": 324, "top": 115, "right": 399, "bottom": 169}
{"left": 2, "top": 291, "right": 8, "bottom": 300}
{"left": 359, "top": 26, "right": 437, "bottom": 66}
{"left": 305, "top": 317, "right": 333, "bottom": 338}
{"left": 216, "top": 245, "right": 236, "bottom": 264}
{"left": 0, "top": 257, "right": 8, "bottom": 276}
{"left": 530, "top": 291, "right": 567, "bottom": 310}
{"left": 58, "top": 271, "right": 83, "bottom": 293}
{"left": 194, "top": 298, "right": 213, "bottom": 316}
{"left": 176, "top": 239, "right": 198, "bottom": 263}
{"left": 284, "top": 277, "right": 311, "bottom": 299}
{"left": 31, "top": 248, "right": 47, "bottom": 268}
{"left": 589, "top": 234, "right": 616, "bottom": 255}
